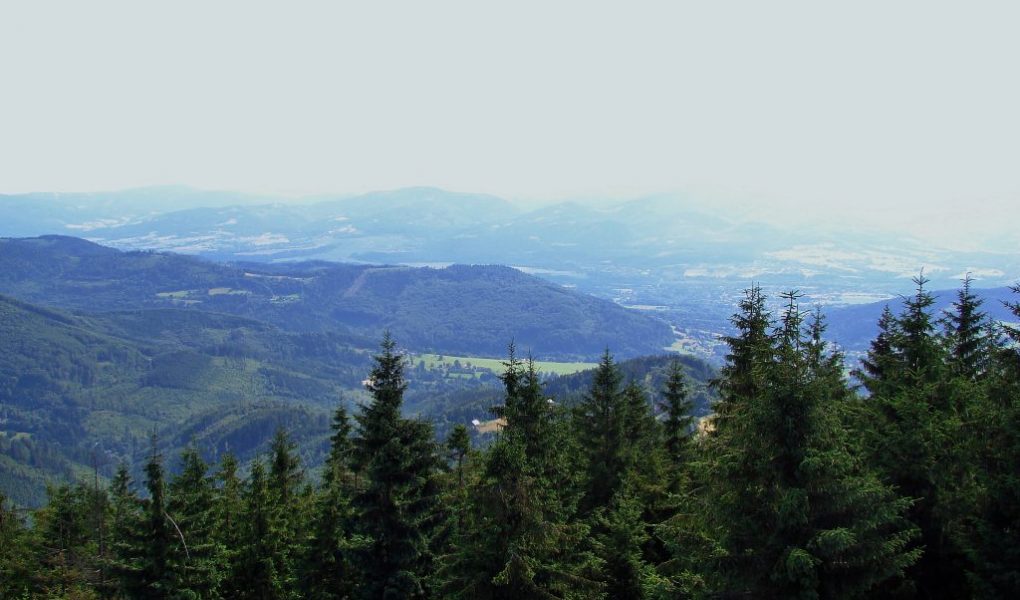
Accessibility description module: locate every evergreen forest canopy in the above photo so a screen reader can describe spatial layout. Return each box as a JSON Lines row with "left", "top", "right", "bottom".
{"left": 3, "top": 275, "right": 1019, "bottom": 599}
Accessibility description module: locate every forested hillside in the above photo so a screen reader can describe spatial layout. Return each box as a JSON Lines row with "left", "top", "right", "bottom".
{"left": 3, "top": 276, "right": 1018, "bottom": 598}
{"left": 0, "top": 235, "right": 675, "bottom": 359}
{"left": 0, "top": 290, "right": 713, "bottom": 507}
{"left": 0, "top": 295, "right": 370, "bottom": 506}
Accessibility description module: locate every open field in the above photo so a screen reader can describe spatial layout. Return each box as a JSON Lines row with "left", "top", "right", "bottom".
{"left": 415, "top": 353, "right": 596, "bottom": 377}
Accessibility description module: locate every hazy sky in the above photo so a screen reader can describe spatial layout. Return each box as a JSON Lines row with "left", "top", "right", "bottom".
{"left": 1, "top": 1, "right": 1018, "bottom": 241}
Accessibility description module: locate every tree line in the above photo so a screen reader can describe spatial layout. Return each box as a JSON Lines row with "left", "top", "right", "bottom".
{"left": 2, "top": 275, "right": 1019, "bottom": 599}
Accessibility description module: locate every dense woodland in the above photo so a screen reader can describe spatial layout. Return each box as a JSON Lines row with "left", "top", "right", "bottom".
{"left": 0, "top": 236, "right": 675, "bottom": 360}
{"left": 2, "top": 275, "right": 1020, "bottom": 599}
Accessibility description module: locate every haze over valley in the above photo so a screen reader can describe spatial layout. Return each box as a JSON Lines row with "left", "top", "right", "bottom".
{"left": 4, "top": 3, "right": 1020, "bottom": 597}
{"left": 4, "top": 185, "right": 1017, "bottom": 362}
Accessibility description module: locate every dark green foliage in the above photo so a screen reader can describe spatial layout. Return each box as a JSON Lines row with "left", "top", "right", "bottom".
{"left": 862, "top": 275, "right": 977, "bottom": 598}
{"left": 303, "top": 403, "right": 362, "bottom": 600}
{"left": 854, "top": 304, "right": 898, "bottom": 394}
{"left": 659, "top": 359, "right": 694, "bottom": 469}
{"left": 213, "top": 452, "right": 246, "bottom": 598}
{"left": 446, "top": 423, "right": 471, "bottom": 490}
{"left": 961, "top": 284, "right": 1020, "bottom": 598}
{"left": 167, "top": 447, "right": 226, "bottom": 599}
{"left": 542, "top": 353, "right": 715, "bottom": 418}
{"left": 108, "top": 462, "right": 144, "bottom": 597}
{"left": 943, "top": 273, "right": 992, "bottom": 379}
{"left": 714, "top": 285, "right": 773, "bottom": 431}
{"left": 353, "top": 334, "right": 441, "bottom": 598}
{"left": 439, "top": 353, "right": 603, "bottom": 599}
{"left": 592, "top": 490, "right": 649, "bottom": 600}
{"left": 896, "top": 274, "right": 944, "bottom": 386}
{"left": 574, "top": 350, "right": 630, "bottom": 514}
{"left": 267, "top": 427, "right": 307, "bottom": 594}
{"left": 325, "top": 403, "right": 354, "bottom": 487}
{"left": 106, "top": 445, "right": 178, "bottom": 599}
{"left": 0, "top": 292, "right": 373, "bottom": 507}
{"left": 237, "top": 459, "right": 291, "bottom": 599}
{"left": 32, "top": 482, "right": 104, "bottom": 597}
{"left": 8, "top": 281, "right": 1017, "bottom": 600}
{"left": 693, "top": 288, "right": 920, "bottom": 598}
{"left": 0, "top": 491, "right": 36, "bottom": 597}
{"left": 141, "top": 445, "right": 175, "bottom": 598}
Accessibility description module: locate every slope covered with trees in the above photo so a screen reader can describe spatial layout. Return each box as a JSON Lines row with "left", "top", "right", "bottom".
{"left": 0, "top": 291, "right": 714, "bottom": 508}
{"left": 0, "top": 235, "right": 675, "bottom": 359}
{"left": 4, "top": 277, "right": 1018, "bottom": 598}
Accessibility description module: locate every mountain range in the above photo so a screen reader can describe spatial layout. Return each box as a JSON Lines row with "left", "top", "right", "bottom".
{"left": 4, "top": 186, "right": 1017, "bottom": 362}
{"left": 0, "top": 235, "right": 714, "bottom": 505}
{"left": 0, "top": 235, "right": 674, "bottom": 360}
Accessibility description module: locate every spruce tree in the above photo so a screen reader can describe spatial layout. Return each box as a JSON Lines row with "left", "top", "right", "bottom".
{"left": 237, "top": 459, "right": 289, "bottom": 599}
{"left": 699, "top": 289, "right": 919, "bottom": 597}
{"left": 140, "top": 443, "right": 175, "bottom": 599}
{"left": 446, "top": 424, "right": 471, "bottom": 491}
{"left": 303, "top": 403, "right": 361, "bottom": 600}
{"left": 268, "top": 427, "right": 304, "bottom": 596}
{"left": 659, "top": 359, "right": 694, "bottom": 470}
{"left": 353, "top": 333, "right": 440, "bottom": 599}
{"left": 855, "top": 305, "right": 899, "bottom": 397}
{"left": 33, "top": 483, "right": 98, "bottom": 596}
{"left": 213, "top": 452, "right": 246, "bottom": 599}
{"left": 963, "top": 282, "right": 1020, "bottom": 597}
{"left": 439, "top": 352, "right": 602, "bottom": 599}
{"left": 574, "top": 349, "right": 629, "bottom": 514}
{"left": 0, "top": 492, "right": 35, "bottom": 598}
{"left": 325, "top": 402, "right": 355, "bottom": 488}
{"left": 168, "top": 447, "right": 226, "bottom": 599}
{"left": 108, "top": 462, "right": 146, "bottom": 598}
{"left": 943, "top": 272, "right": 991, "bottom": 380}
{"left": 593, "top": 489, "right": 649, "bottom": 600}
{"left": 864, "top": 275, "right": 973, "bottom": 598}
{"left": 714, "top": 285, "right": 772, "bottom": 432}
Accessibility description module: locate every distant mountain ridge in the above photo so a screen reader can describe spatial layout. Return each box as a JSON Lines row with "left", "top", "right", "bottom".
{"left": 4, "top": 186, "right": 1018, "bottom": 367}
{"left": 7, "top": 186, "right": 1016, "bottom": 290}
{"left": 823, "top": 285, "right": 1019, "bottom": 355}
{"left": 0, "top": 235, "right": 675, "bottom": 360}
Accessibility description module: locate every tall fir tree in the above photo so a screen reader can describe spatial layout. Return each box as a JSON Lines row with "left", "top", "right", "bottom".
{"left": 698, "top": 289, "right": 919, "bottom": 597}
{"left": 168, "top": 446, "right": 226, "bottom": 599}
{"left": 446, "top": 423, "right": 471, "bottom": 492}
{"left": 213, "top": 452, "right": 246, "bottom": 599}
{"left": 439, "top": 350, "right": 603, "bottom": 599}
{"left": 574, "top": 349, "right": 629, "bottom": 514}
{"left": 237, "top": 459, "right": 289, "bottom": 600}
{"left": 139, "top": 442, "right": 175, "bottom": 599}
{"left": 33, "top": 483, "right": 99, "bottom": 596}
{"left": 353, "top": 333, "right": 440, "bottom": 599}
{"left": 108, "top": 462, "right": 146, "bottom": 599}
{"left": 659, "top": 359, "right": 695, "bottom": 471}
{"left": 268, "top": 427, "right": 305, "bottom": 597}
{"left": 962, "top": 282, "right": 1020, "bottom": 597}
{"left": 864, "top": 275, "right": 973, "bottom": 598}
{"left": 855, "top": 305, "right": 899, "bottom": 397}
{"left": 303, "top": 403, "right": 362, "bottom": 600}
{"left": 0, "top": 491, "right": 35, "bottom": 598}
{"left": 714, "top": 285, "right": 773, "bottom": 433}
{"left": 942, "top": 272, "right": 991, "bottom": 380}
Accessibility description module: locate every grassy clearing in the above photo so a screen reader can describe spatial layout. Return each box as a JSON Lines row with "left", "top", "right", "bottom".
{"left": 208, "top": 287, "right": 250, "bottom": 296}
{"left": 416, "top": 353, "right": 596, "bottom": 376}
{"left": 156, "top": 290, "right": 195, "bottom": 299}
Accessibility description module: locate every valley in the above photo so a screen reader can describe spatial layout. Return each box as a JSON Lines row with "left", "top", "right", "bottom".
{"left": 6, "top": 186, "right": 1017, "bottom": 365}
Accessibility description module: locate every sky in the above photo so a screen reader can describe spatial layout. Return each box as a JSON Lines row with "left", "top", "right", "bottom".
{"left": 1, "top": 1, "right": 1018, "bottom": 243}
